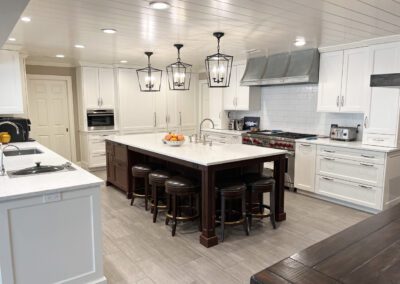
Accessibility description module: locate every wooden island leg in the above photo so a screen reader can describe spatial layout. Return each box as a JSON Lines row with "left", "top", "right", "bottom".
{"left": 199, "top": 167, "right": 219, "bottom": 247}
{"left": 274, "top": 155, "right": 287, "bottom": 222}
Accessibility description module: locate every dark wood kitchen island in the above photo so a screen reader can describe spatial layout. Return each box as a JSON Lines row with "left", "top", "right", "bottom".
{"left": 106, "top": 133, "right": 287, "bottom": 248}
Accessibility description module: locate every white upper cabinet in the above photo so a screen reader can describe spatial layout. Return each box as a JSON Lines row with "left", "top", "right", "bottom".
{"left": 117, "top": 68, "right": 155, "bottom": 132}
{"left": 98, "top": 68, "right": 115, "bottom": 109}
{"left": 79, "top": 66, "right": 115, "bottom": 109}
{"left": 223, "top": 64, "right": 261, "bottom": 111}
{"left": 117, "top": 68, "right": 197, "bottom": 134}
{"left": 340, "top": 48, "right": 369, "bottom": 113}
{"left": 363, "top": 42, "right": 400, "bottom": 148}
{"left": 317, "top": 48, "right": 368, "bottom": 113}
{"left": 0, "top": 50, "right": 24, "bottom": 114}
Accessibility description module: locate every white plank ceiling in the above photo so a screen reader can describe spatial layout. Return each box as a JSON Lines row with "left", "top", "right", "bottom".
{"left": 5, "top": 0, "right": 400, "bottom": 68}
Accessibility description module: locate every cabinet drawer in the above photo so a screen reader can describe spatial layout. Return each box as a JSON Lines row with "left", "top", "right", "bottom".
{"left": 317, "top": 155, "right": 384, "bottom": 187}
{"left": 363, "top": 133, "right": 396, "bottom": 148}
{"left": 316, "top": 175, "right": 382, "bottom": 210}
{"left": 89, "top": 152, "right": 107, "bottom": 167}
{"left": 90, "top": 139, "right": 106, "bottom": 153}
{"left": 317, "top": 145, "right": 385, "bottom": 164}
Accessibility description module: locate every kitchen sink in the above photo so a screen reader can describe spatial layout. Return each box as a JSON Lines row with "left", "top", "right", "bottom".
{"left": 3, "top": 148, "right": 43, "bottom": 157}
{"left": 7, "top": 162, "right": 75, "bottom": 178}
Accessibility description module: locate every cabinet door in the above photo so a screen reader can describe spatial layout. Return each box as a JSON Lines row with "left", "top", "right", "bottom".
{"left": 208, "top": 87, "right": 224, "bottom": 128}
{"left": 340, "top": 47, "right": 369, "bottom": 113}
{"left": 364, "top": 43, "right": 400, "bottom": 144}
{"left": 294, "top": 143, "right": 316, "bottom": 192}
{"left": 317, "top": 51, "right": 343, "bottom": 112}
{"left": 0, "top": 50, "right": 23, "bottom": 114}
{"left": 235, "top": 64, "right": 250, "bottom": 111}
{"left": 177, "top": 85, "right": 197, "bottom": 129}
{"left": 155, "top": 77, "right": 168, "bottom": 131}
{"left": 117, "top": 68, "right": 155, "bottom": 132}
{"left": 98, "top": 68, "right": 115, "bottom": 109}
{"left": 166, "top": 89, "right": 178, "bottom": 131}
{"left": 82, "top": 67, "right": 100, "bottom": 109}
{"left": 223, "top": 65, "right": 237, "bottom": 110}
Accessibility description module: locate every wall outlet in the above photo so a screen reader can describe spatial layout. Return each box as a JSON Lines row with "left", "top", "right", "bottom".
{"left": 43, "top": 192, "right": 62, "bottom": 203}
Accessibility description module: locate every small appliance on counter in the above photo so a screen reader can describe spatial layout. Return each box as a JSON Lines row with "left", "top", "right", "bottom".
{"left": 228, "top": 118, "right": 244, "bottom": 131}
{"left": 330, "top": 124, "right": 359, "bottom": 141}
{"left": 0, "top": 117, "right": 31, "bottom": 142}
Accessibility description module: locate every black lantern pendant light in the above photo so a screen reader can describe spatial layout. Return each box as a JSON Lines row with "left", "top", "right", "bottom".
{"left": 166, "top": 44, "right": 192, "bottom": 90}
{"left": 205, "top": 32, "right": 233, "bottom": 88}
{"left": 136, "top": 52, "right": 162, "bottom": 92}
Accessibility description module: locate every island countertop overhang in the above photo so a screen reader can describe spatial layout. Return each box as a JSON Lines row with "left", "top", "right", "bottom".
{"left": 107, "top": 133, "right": 288, "bottom": 166}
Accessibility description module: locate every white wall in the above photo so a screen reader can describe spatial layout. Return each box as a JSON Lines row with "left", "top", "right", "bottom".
{"left": 230, "top": 84, "right": 364, "bottom": 138}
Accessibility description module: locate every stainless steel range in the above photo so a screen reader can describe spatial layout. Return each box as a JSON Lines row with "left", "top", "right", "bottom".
{"left": 242, "top": 130, "right": 317, "bottom": 189}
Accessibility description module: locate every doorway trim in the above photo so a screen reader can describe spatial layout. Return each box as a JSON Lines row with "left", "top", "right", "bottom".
{"left": 198, "top": 79, "right": 209, "bottom": 131}
{"left": 26, "top": 74, "right": 77, "bottom": 162}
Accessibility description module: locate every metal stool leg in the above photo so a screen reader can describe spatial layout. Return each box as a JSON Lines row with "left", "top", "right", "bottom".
{"left": 144, "top": 176, "right": 149, "bottom": 211}
{"left": 270, "top": 187, "right": 277, "bottom": 229}
{"left": 130, "top": 177, "right": 136, "bottom": 206}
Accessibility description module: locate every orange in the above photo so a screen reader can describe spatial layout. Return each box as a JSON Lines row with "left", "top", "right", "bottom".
{"left": 177, "top": 135, "right": 184, "bottom": 141}
{"left": 170, "top": 137, "right": 178, "bottom": 141}
{"left": 165, "top": 134, "right": 172, "bottom": 141}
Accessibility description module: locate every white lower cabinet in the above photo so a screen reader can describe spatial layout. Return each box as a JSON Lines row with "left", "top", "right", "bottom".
{"left": 294, "top": 143, "right": 316, "bottom": 192}
{"left": 316, "top": 175, "right": 381, "bottom": 210}
{"left": 80, "top": 131, "right": 116, "bottom": 168}
{"left": 201, "top": 130, "right": 242, "bottom": 144}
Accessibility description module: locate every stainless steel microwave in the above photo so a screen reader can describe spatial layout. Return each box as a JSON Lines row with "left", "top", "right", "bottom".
{"left": 87, "top": 109, "right": 115, "bottom": 130}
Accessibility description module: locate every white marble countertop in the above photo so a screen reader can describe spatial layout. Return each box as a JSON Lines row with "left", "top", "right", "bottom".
{"left": 0, "top": 142, "right": 103, "bottom": 202}
{"left": 108, "top": 133, "right": 287, "bottom": 166}
{"left": 201, "top": 128, "right": 247, "bottom": 136}
{"left": 296, "top": 137, "right": 400, "bottom": 153}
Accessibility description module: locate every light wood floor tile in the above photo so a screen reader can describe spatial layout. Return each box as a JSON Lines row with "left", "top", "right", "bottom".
{"left": 93, "top": 171, "right": 370, "bottom": 284}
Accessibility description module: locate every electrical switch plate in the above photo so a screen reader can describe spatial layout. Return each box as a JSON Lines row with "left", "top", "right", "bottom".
{"left": 43, "top": 192, "right": 62, "bottom": 203}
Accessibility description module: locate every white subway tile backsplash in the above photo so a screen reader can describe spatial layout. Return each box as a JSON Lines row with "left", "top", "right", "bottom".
{"left": 230, "top": 84, "right": 364, "bottom": 138}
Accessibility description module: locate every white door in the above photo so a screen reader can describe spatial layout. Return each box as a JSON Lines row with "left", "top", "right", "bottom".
{"left": 177, "top": 87, "right": 197, "bottom": 129}
{"left": 82, "top": 67, "right": 100, "bottom": 109}
{"left": 223, "top": 65, "right": 237, "bottom": 110}
{"left": 117, "top": 68, "right": 155, "bottom": 132}
{"left": 317, "top": 51, "right": 343, "bottom": 112}
{"left": 340, "top": 47, "right": 369, "bottom": 113}
{"left": 98, "top": 68, "right": 115, "bottom": 109}
{"left": 28, "top": 78, "right": 72, "bottom": 160}
{"left": 235, "top": 64, "right": 250, "bottom": 111}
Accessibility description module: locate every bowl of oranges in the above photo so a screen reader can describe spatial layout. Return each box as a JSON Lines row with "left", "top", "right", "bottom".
{"left": 163, "top": 132, "right": 185, "bottom": 146}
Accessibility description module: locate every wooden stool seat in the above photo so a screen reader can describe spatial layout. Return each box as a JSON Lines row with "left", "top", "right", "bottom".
{"left": 216, "top": 180, "right": 249, "bottom": 242}
{"left": 149, "top": 170, "right": 172, "bottom": 223}
{"left": 164, "top": 176, "right": 201, "bottom": 236}
{"left": 130, "top": 164, "right": 153, "bottom": 210}
{"left": 244, "top": 173, "right": 276, "bottom": 229}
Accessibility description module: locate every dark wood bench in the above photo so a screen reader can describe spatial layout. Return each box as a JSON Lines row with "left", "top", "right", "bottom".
{"left": 251, "top": 204, "right": 400, "bottom": 284}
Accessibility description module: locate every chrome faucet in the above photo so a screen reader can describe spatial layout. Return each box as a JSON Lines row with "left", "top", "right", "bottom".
{"left": 199, "top": 118, "right": 215, "bottom": 138}
{"left": 0, "top": 121, "right": 20, "bottom": 135}
{"left": 0, "top": 144, "right": 21, "bottom": 176}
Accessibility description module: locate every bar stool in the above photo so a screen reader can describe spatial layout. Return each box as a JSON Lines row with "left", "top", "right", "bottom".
{"left": 165, "top": 176, "right": 200, "bottom": 236}
{"left": 149, "top": 170, "right": 172, "bottom": 223}
{"left": 244, "top": 173, "right": 276, "bottom": 229}
{"left": 131, "top": 164, "right": 152, "bottom": 210}
{"left": 217, "top": 181, "right": 249, "bottom": 242}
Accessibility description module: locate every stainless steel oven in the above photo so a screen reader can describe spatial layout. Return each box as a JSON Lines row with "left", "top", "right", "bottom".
{"left": 87, "top": 109, "right": 115, "bottom": 130}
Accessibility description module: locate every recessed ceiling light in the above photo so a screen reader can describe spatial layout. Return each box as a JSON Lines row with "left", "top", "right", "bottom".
{"left": 21, "top": 16, "right": 31, "bottom": 22}
{"left": 102, "top": 28, "right": 117, "bottom": 34}
{"left": 8, "top": 37, "right": 16, "bottom": 42}
{"left": 294, "top": 37, "right": 306, "bottom": 47}
{"left": 55, "top": 54, "right": 65, "bottom": 58}
{"left": 120, "top": 60, "right": 128, "bottom": 63}
{"left": 74, "top": 44, "right": 85, "bottom": 49}
{"left": 149, "top": 1, "right": 170, "bottom": 10}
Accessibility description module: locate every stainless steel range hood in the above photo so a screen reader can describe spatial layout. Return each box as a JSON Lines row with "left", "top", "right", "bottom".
{"left": 241, "top": 48, "right": 320, "bottom": 86}
{"left": 370, "top": 74, "right": 400, "bottom": 87}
